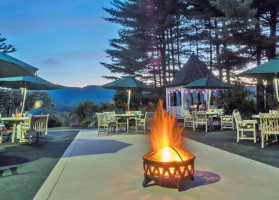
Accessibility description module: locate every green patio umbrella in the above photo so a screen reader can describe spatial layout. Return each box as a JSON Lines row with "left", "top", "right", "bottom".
{"left": 238, "top": 57, "right": 279, "bottom": 102}
{"left": 102, "top": 75, "right": 153, "bottom": 110}
{"left": 183, "top": 75, "right": 233, "bottom": 108}
{"left": 0, "top": 52, "right": 38, "bottom": 77}
{"left": 0, "top": 76, "right": 59, "bottom": 113}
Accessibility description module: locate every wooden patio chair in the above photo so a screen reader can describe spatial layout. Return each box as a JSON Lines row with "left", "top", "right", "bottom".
{"left": 221, "top": 115, "right": 235, "bottom": 130}
{"left": 135, "top": 112, "right": 155, "bottom": 133}
{"left": 259, "top": 113, "right": 279, "bottom": 148}
{"left": 0, "top": 123, "right": 5, "bottom": 143}
{"left": 104, "top": 111, "right": 127, "bottom": 133}
{"left": 182, "top": 110, "right": 194, "bottom": 128}
{"left": 97, "top": 113, "right": 118, "bottom": 135}
{"left": 269, "top": 110, "right": 278, "bottom": 114}
{"left": 20, "top": 114, "right": 49, "bottom": 144}
{"left": 233, "top": 111, "right": 257, "bottom": 143}
{"left": 193, "top": 111, "right": 210, "bottom": 132}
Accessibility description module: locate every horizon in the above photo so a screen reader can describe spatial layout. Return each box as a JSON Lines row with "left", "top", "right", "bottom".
{"left": 0, "top": 0, "right": 120, "bottom": 87}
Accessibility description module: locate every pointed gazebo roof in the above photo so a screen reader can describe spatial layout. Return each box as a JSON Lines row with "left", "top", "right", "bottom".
{"left": 165, "top": 54, "right": 214, "bottom": 87}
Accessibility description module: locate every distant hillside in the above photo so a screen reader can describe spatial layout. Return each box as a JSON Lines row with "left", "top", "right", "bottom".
{"left": 48, "top": 85, "right": 115, "bottom": 111}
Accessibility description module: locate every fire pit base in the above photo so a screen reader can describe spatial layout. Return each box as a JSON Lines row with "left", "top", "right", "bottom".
{"left": 142, "top": 148, "right": 195, "bottom": 192}
{"left": 142, "top": 174, "right": 194, "bottom": 192}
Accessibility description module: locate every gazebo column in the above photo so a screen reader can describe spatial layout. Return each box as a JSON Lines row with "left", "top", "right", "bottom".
{"left": 166, "top": 88, "right": 169, "bottom": 112}
{"left": 180, "top": 87, "right": 184, "bottom": 114}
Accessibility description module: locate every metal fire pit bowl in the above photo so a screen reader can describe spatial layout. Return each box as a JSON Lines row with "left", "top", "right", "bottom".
{"left": 142, "top": 147, "right": 195, "bottom": 192}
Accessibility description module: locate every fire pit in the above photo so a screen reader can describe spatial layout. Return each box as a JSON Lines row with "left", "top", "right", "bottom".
{"left": 142, "top": 100, "right": 195, "bottom": 191}
{"left": 143, "top": 147, "right": 195, "bottom": 191}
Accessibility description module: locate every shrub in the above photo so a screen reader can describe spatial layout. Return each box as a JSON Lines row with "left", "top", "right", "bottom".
{"left": 81, "top": 117, "right": 95, "bottom": 127}
{"left": 48, "top": 113, "right": 63, "bottom": 127}
{"left": 220, "top": 80, "right": 256, "bottom": 119}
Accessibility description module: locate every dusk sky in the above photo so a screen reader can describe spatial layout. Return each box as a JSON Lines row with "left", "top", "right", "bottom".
{"left": 0, "top": 0, "right": 119, "bottom": 87}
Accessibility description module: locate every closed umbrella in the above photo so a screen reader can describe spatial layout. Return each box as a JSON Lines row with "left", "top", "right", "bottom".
{"left": 238, "top": 57, "right": 279, "bottom": 102}
{"left": 183, "top": 75, "right": 233, "bottom": 108}
{"left": 0, "top": 76, "right": 59, "bottom": 113}
{"left": 102, "top": 75, "right": 153, "bottom": 110}
{"left": 0, "top": 52, "right": 38, "bottom": 77}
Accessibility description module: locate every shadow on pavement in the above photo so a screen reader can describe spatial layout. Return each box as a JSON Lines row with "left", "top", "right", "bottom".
{"left": 182, "top": 170, "right": 221, "bottom": 191}
{"left": 69, "top": 139, "right": 132, "bottom": 157}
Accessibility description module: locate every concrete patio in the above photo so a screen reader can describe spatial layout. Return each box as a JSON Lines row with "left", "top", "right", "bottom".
{"left": 35, "top": 130, "right": 279, "bottom": 200}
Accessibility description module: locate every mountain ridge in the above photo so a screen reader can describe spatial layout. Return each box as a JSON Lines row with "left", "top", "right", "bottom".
{"left": 48, "top": 85, "right": 115, "bottom": 111}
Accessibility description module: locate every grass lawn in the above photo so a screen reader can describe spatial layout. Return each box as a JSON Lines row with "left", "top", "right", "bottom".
{"left": 183, "top": 128, "right": 279, "bottom": 168}
{"left": 0, "top": 130, "right": 79, "bottom": 200}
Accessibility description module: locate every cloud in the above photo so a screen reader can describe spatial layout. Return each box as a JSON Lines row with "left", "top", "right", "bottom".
{"left": 40, "top": 58, "right": 62, "bottom": 66}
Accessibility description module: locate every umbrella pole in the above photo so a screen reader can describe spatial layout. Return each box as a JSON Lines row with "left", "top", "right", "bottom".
{"left": 21, "top": 88, "right": 27, "bottom": 114}
{"left": 275, "top": 77, "right": 279, "bottom": 102}
{"left": 207, "top": 89, "right": 211, "bottom": 109}
{"left": 127, "top": 89, "right": 131, "bottom": 111}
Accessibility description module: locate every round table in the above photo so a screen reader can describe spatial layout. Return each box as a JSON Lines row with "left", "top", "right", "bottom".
{"left": 0, "top": 117, "right": 29, "bottom": 143}
{"left": 113, "top": 113, "right": 144, "bottom": 133}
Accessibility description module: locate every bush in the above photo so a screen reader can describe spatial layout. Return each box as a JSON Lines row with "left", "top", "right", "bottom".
{"left": 48, "top": 113, "right": 63, "bottom": 127}
{"left": 113, "top": 88, "right": 161, "bottom": 111}
{"left": 81, "top": 117, "right": 95, "bottom": 127}
{"left": 220, "top": 80, "right": 256, "bottom": 119}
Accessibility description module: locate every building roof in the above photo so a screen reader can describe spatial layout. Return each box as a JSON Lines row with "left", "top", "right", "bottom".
{"left": 165, "top": 54, "right": 214, "bottom": 87}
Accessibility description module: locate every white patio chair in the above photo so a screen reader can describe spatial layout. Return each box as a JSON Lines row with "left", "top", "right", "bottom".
{"left": 221, "top": 115, "right": 235, "bottom": 130}
{"left": 20, "top": 114, "right": 49, "bottom": 144}
{"left": 182, "top": 110, "right": 194, "bottom": 128}
{"left": 269, "top": 110, "right": 278, "bottom": 114}
{"left": 259, "top": 113, "right": 279, "bottom": 148}
{"left": 233, "top": 111, "right": 257, "bottom": 143}
{"left": 135, "top": 112, "right": 155, "bottom": 133}
{"left": 0, "top": 123, "right": 5, "bottom": 143}
{"left": 104, "top": 111, "right": 127, "bottom": 133}
{"left": 193, "top": 111, "right": 210, "bottom": 132}
{"left": 97, "top": 113, "right": 118, "bottom": 136}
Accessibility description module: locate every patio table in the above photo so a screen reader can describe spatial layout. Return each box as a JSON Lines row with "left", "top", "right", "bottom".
{"left": 193, "top": 111, "right": 224, "bottom": 131}
{"left": 113, "top": 113, "right": 144, "bottom": 134}
{"left": 0, "top": 117, "right": 29, "bottom": 143}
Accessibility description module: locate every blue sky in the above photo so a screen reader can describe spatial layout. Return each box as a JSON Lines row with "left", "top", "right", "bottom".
{"left": 0, "top": 0, "right": 119, "bottom": 87}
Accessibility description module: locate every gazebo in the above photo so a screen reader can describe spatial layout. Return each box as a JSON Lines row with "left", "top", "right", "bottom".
{"left": 165, "top": 54, "right": 214, "bottom": 117}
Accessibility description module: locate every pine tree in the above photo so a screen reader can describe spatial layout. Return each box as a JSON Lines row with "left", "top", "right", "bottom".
{"left": 0, "top": 33, "right": 16, "bottom": 53}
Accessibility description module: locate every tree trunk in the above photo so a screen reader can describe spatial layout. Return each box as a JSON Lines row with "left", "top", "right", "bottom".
{"left": 176, "top": 20, "right": 181, "bottom": 70}
{"left": 255, "top": 19, "right": 265, "bottom": 112}
{"left": 195, "top": 20, "right": 199, "bottom": 56}
{"left": 214, "top": 20, "right": 222, "bottom": 80}
{"left": 166, "top": 30, "right": 171, "bottom": 82}
{"left": 156, "top": 44, "right": 162, "bottom": 87}
{"left": 266, "top": 6, "right": 278, "bottom": 109}
{"left": 151, "top": 50, "right": 157, "bottom": 88}
{"left": 170, "top": 27, "right": 176, "bottom": 77}
{"left": 209, "top": 18, "right": 213, "bottom": 71}
{"left": 160, "top": 31, "right": 167, "bottom": 86}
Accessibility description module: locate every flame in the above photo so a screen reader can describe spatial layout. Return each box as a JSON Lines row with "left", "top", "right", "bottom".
{"left": 149, "top": 99, "right": 185, "bottom": 162}
{"left": 155, "top": 147, "right": 182, "bottom": 162}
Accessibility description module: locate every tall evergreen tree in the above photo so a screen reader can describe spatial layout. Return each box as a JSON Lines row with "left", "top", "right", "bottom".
{"left": 0, "top": 33, "right": 16, "bottom": 53}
